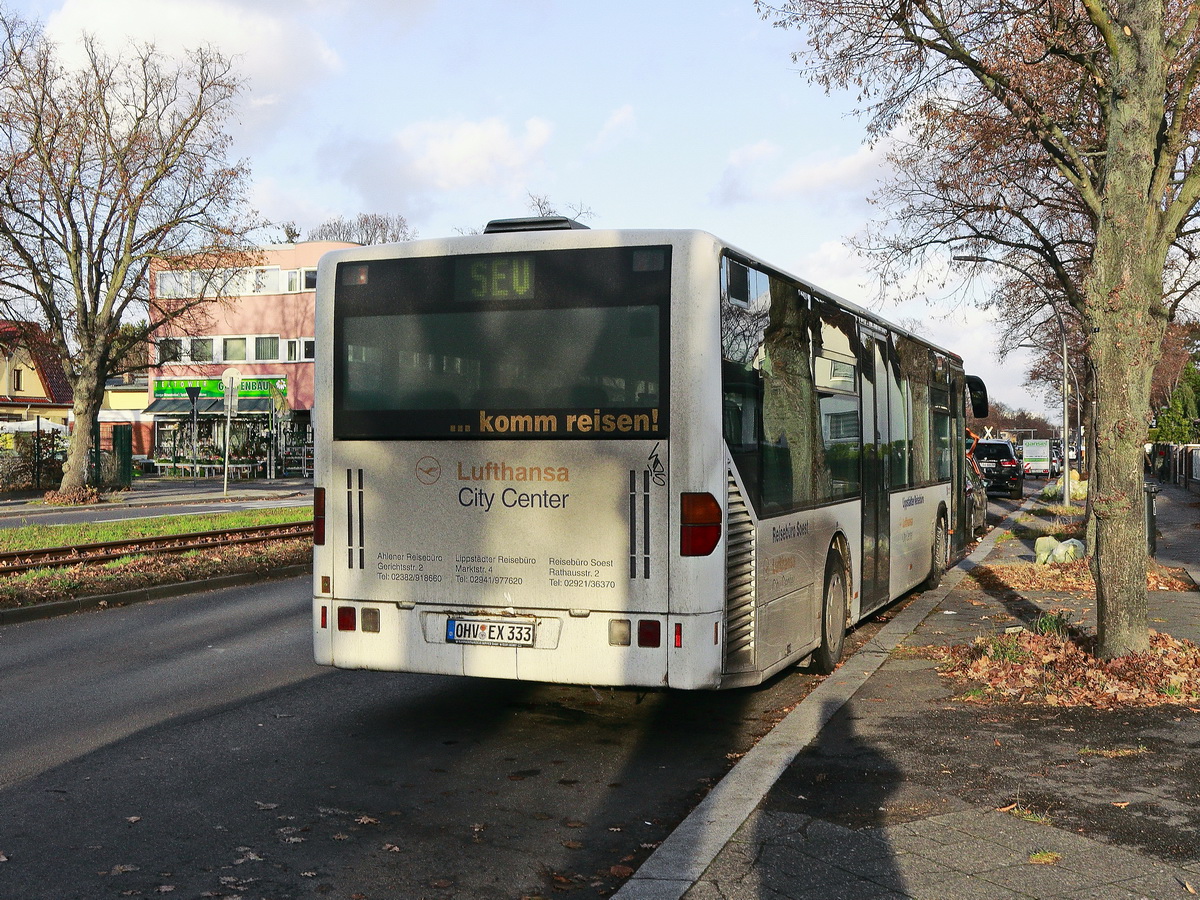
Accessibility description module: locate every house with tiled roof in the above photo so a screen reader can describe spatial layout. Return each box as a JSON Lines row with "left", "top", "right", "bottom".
{"left": 0, "top": 321, "right": 73, "bottom": 425}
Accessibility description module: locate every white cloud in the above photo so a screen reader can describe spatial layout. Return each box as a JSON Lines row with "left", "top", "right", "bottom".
{"left": 396, "top": 117, "right": 553, "bottom": 190}
{"left": 43, "top": 0, "right": 341, "bottom": 142}
{"left": 771, "top": 142, "right": 886, "bottom": 198}
{"left": 319, "top": 116, "right": 554, "bottom": 218}
{"left": 589, "top": 105, "right": 636, "bottom": 151}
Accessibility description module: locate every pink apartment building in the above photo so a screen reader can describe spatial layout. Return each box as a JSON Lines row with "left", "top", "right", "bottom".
{"left": 147, "top": 241, "right": 356, "bottom": 472}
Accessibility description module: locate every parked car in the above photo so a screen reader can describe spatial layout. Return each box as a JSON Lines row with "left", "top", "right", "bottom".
{"left": 974, "top": 439, "right": 1024, "bottom": 498}
{"left": 964, "top": 452, "right": 989, "bottom": 535}
{"left": 1049, "top": 451, "right": 1062, "bottom": 477}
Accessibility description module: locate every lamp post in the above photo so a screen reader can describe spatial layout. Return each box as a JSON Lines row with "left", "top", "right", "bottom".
{"left": 221, "top": 368, "right": 240, "bottom": 496}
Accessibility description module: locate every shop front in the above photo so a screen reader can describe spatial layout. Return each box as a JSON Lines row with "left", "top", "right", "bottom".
{"left": 146, "top": 375, "right": 304, "bottom": 477}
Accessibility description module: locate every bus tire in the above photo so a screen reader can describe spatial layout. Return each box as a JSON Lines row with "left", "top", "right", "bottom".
{"left": 813, "top": 550, "right": 848, "bottom": 675}
{"left": 922, "top": 515, "right": 948, "bottom": 590}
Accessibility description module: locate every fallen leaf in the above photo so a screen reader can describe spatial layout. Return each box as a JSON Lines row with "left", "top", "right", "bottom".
{"left": 125, "top": 817, "right": 141, "bottom": 824}
{"left": 561, "top": 840, "right": 583, "bottom": 850}
{"left": 1112, "top": 801, "right": 1130, "bottom": 808}
{"left": 254, "top": 801, "right": 279, "bottom": 810}
{"left": 609, "top": 865, "right": 634, "bottom": 878}
{"left": 355, "top": 815, "right": 379, "bottom": 825}
{"left": 383, "top": 843, "right": 401, "bottom": 853}
{"left": 997, "top": 802, "right": 1018, "bottom": 813}
{"left": 1182, "top": 879, "right": 1196, "bottom": 895}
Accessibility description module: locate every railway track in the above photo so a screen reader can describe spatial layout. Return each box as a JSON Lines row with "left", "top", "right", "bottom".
{"left": 0, "top": 521, "right": 314, "bottom": 575}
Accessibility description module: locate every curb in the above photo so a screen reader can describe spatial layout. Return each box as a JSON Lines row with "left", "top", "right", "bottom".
{"left": 612, "top": 504, "right": 1025, "bottom": 900}
{"left": 0, "top": 564, "right": 312, "bottom": 626}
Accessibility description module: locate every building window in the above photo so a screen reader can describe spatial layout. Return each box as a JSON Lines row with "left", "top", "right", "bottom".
{"left": 255, "top": 336, "right": 280, "bottom": 361}
{"left": 157, "top": 271, "right": 193, "bottom": 299}
{"left": 12, "top": 367, "right": 22, "bottom": 391}
{"left": 190, "top": 338, "right": 213, "bottom": 362}
{"left": 304, "top": 268, "right": 318, "bottom": 290}
{"left": 223, "top": 337, "right": 247, "bottom": 361}
{"left": 247, "top": 268, "right": 280, "bottom": 294}
{"left": 287, "top": 338, "right": 316, "bottom": 362}
{"left": 158, "top": 338, "right": 183, "bottom": 364}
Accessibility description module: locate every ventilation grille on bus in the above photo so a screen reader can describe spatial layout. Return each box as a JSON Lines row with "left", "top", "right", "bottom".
{"left": 724, "top": 470, "right": 756, "bottom": 673}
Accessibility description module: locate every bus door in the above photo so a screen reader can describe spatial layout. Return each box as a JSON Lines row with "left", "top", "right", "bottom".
{"left": 858, "top": 328, "right": 891, "bottom": 611}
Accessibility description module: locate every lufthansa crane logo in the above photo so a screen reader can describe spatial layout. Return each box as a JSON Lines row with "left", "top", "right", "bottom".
{"left": 415, "top": 456, "right": 442, "bottom": 485}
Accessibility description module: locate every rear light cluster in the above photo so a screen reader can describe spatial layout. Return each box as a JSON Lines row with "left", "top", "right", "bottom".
{"left": 327, "top": 605, "right": 380, "bottom": 633}
{"left": 680, "top": 492, "right": 722, "bottom": 556}
{"left": 608, "top": 619, "right": 662, "bottom": 647}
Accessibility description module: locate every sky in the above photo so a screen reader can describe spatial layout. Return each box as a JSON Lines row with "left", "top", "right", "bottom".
{"left": 12, "top": 0, "right": 1048, "bottom": 416}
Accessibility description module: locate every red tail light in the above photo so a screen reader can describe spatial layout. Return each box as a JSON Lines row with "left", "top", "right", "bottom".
{"left": 680, "top": 492, "right": 722, "bottom": 556}
{"left": 337, "top": 606, "right": 356, "bottom": 631}
{"left": 637, "top": 619, "right": 661, "bottom": 647}
{"left": 313, "top": 487, "right": 326, "bottom": 545}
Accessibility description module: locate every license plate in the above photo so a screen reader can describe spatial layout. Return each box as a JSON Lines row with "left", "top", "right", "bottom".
{"left": 446, "top": 617, "right": 535, "bottom": 647}
{"left": 980, "top": 461, "right": 995, "bottom": 469}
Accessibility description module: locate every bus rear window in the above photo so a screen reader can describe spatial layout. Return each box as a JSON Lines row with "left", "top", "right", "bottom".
{"left": 333, "top": 247, "right": 670, "bottom": 440}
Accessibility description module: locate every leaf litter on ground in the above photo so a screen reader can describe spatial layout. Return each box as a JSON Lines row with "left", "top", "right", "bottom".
{"left": 935, "top": 628, "right": 1200, "bottom": 708}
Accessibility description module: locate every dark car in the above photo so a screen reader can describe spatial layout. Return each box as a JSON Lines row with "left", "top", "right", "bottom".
{"left": 964, "top": 453, "right": 989, "bottom": 535}
{"left": 974, "top": 439, "right": 1024, "bottom": 498}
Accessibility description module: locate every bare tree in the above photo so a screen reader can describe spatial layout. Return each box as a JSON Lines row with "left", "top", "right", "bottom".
{"left": 759, "top": 0, "right": 1200, "bottom": 658}
{"left": 526, "top": 192, "right": 596, "bottom": 222}
{"left": 0, "top": 12, "right": 261, "bottom": 493}
{"left": 279, "top": 221, "right": 302, "bottom": 243}
{"left": 307, "top": 213, "right": 417, "bottom": 245}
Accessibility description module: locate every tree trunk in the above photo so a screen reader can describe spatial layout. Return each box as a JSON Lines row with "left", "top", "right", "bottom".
{"left": 1085, "top": 235, "right": 1167, "bottom": 659}
{"left": 59, "top": 365, "right": 105, "bottom": 494}
{"left": 1082, "top": 2, "right": 1172, "bottom": 659}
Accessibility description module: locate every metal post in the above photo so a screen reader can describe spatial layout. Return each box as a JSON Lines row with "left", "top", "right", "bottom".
{"left": 1144, "top": 482, "right": 1160, "bottom": 556}
{"left": 186, "top": 385, "right": 201, "bottom": 488}
{"left": 34, "top": 415, "right": 41, "bottom": 489}
{"left": 1061, "top": 328, "right": 1071, "bottom": 508}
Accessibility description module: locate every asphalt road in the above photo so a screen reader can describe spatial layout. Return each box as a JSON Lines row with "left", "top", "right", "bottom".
{"left": 0, "top": 575, "right": 825, "bottom": 900}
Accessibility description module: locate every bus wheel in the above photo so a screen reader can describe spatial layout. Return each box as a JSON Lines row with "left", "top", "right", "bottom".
{"left": 813, "top": 551, "right": 848, "bottom": 674}
{"left": 922, "top": 515, "right": 948, "bottom": 590}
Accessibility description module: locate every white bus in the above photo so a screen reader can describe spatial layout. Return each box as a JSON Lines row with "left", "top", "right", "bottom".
{"left": 312, "top": 218, "right": 988, "bottom": 689}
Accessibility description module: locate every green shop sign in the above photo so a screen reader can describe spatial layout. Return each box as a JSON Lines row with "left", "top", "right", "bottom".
{"left": 154, "top": 376, "right": 287, "bottom": 398}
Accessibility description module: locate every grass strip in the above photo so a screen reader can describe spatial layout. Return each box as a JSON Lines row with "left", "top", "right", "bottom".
{"left": 0, "top": 506, "right": 312, "bottom": 554}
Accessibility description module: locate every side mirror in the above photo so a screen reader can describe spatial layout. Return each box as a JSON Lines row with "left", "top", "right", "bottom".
{"left": 965, "top": 375, "right": 989, "bottom": 419}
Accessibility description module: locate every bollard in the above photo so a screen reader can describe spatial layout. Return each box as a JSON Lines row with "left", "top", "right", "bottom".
{"left": 1144, "top": 482, "right": 1161, "bottom": 557}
